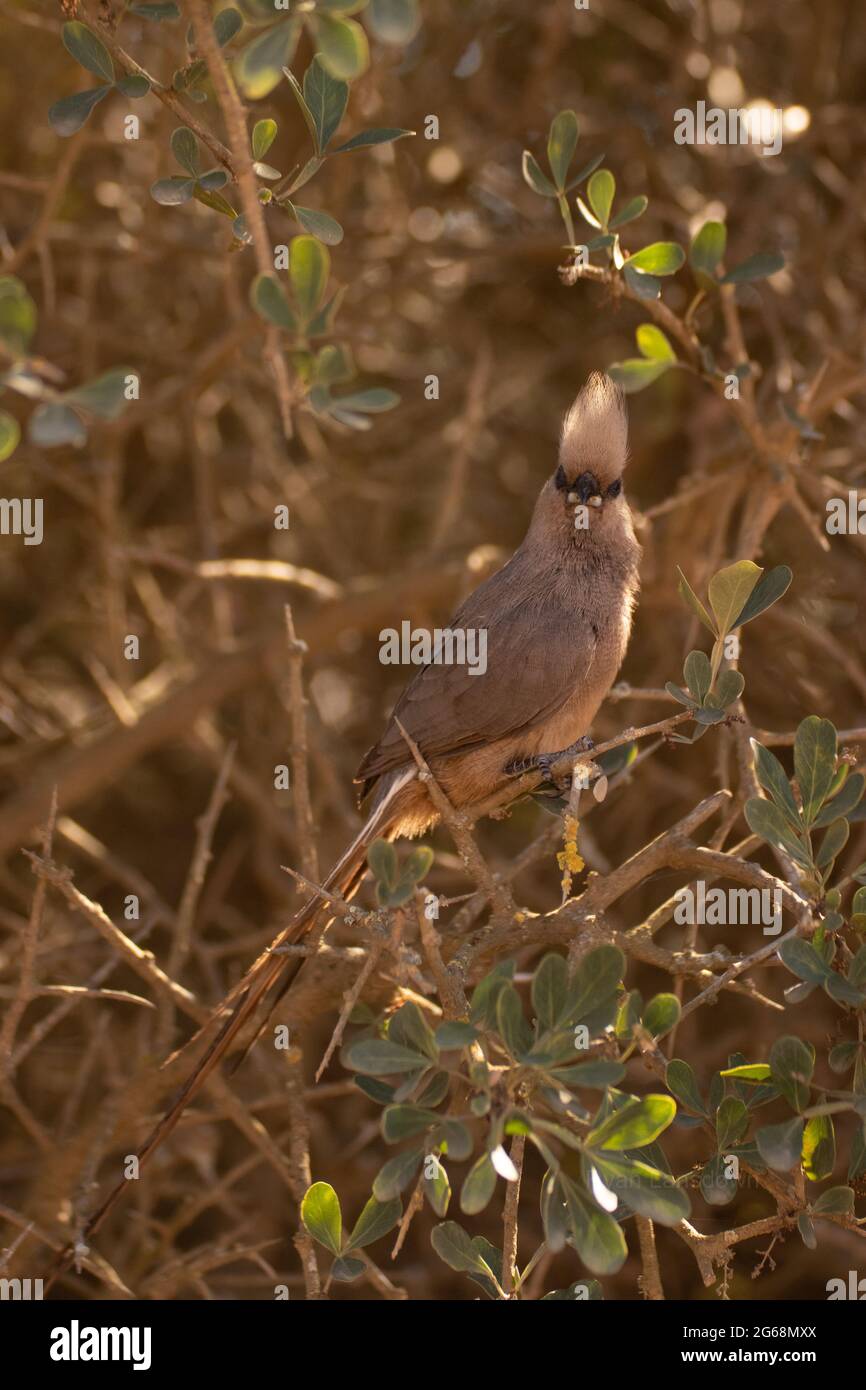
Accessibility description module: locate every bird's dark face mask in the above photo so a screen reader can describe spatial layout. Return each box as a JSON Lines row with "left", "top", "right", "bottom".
{"left": 554, "top": 464, "right": 622, "bottom": 527}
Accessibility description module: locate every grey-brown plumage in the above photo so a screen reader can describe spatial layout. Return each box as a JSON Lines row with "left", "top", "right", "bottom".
{"left": 354, "top": 369, "right": 640, "bottom": 838}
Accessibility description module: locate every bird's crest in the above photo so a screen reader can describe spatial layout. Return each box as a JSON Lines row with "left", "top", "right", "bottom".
{"left": 559, "top": 371, "right": 629, "bottom": 486}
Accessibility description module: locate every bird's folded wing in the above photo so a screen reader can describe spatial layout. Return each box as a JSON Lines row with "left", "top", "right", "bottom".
{"left": 355, "top": 560, "right": 593, "bottom": 784}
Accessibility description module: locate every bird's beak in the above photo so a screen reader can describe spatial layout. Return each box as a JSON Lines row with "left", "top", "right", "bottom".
{"left": 574, "top": 471, "right": 602, "bottom": 506}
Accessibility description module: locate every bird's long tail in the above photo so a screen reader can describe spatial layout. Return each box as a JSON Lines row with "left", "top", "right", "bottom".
{"left": 44, "top": 768, "right": 416, "bottom": 1286}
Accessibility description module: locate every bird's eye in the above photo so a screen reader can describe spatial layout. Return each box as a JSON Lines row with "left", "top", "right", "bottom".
{"left": 554, "top": 464, "right": 568, "bottom": 491}
{"left": 607, "top": 479, "right": 622, "bottom": 497}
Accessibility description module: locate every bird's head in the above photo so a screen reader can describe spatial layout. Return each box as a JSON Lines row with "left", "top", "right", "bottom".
{"left": 551, "top": 371, "right": 629, "bottom": 528}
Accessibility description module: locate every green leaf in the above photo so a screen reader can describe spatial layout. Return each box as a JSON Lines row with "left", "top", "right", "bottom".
{"left": 609, "top": 195, "right": 647, "bottom": 229}
{"left": 812, "top": 1185, "right": 854, "bottom": 1216}
{"left": 816, "top": 817, "right": 849, "bottom": 871}
{"left": 434, "top": 1021, "right": 478, "bottom": 1050}
{"left": 564, "top": 152, "right": 605, "bottom": 193}
{"left": 802, "top": 1114, "right": 835, "bottom": 1182}
{"left": 115, "top": 74, "right": 151, "bottom": 98}
{"left": 313, "top": 13, "right": 370, "bottom": 80}
{"left": 733, "top": 564, "right": 792, "bottom": 626}
{"left": 700, "top": 1153, "right": 738, "bottom": 1205}
{"left": 301, "top": 1181, "right": 342, "bottom": 1254}
{"left": 332, "top": 127, "right": 414, "bottom": 153}
{"left": 301, "top": 57, "right": 348, "bottom": 153}
{"left": 347, "top": 1194, "right": 401, "bottom": 1249}
{"left": 814, "top": 773, "right": 865, "bottom": 828}
{"left": 65, "top": 367, "right": 133, "bottom": 419}
{"left": 642, "top": 993, "right": 680, "bottom": 1038}
{"left": 496, "top": 984, "right": 533, "bottom": 1058}
{"left": 430, "top": 1221, "right": 497, "bottom": 1277}
{"left": 778, "top": 938, "right": 832, "bottom": 986}
{"left": 0, "top": 410, "right": 20, "bottom": 462}
{"left": 192, "top": 184, "right": 236, "bottom": 218}
{"left": 213, "top": 7, "right": 242, "bottom": 46}
{"left": 291, "top": 205, "right": 344, "bottom": 246}
{"left": 388, "top": 1001, "right": 438, "bottom": 1062}
{"left": 676, "top": 567, "right": 716, "bottom": 635}
{"left": 559, "top": 945, "right": 624, "bottom": 1028}
{"left": 689, "top": 220, "right": 726, "bottom": 284}
{"left": 547, "top": 110, "right": 579, "bottom": 190}
{"left": 798, "top": 1211, "right": 817, "bottom": 1249}
{"left": 151, "top": 176, "right": 195, "bottom": 205}
{"left": 622, "top": 263, "right": 661, "bottom": 300}
{"left": 666, "top": 1058, "right": 706, "bottom": 1115}
{"left": 756, "top": 1116, "right": 804, "bottom": 1171}
{"left": 252, "top": 118, "right": 277, "bottom": 160}
{"left": 721, "top": 251, "right": 784, "bottom": 285}
{"left": 521, "top": 150, "right": 558, "bottom": 198}
{"left": 422, "top": 1156, "right": 451, "bottom": 1216}
{"left": 751, "top": 740, "right": 801, "bottom": 827}
{"left": 330, "top": 1255, "right": 365, "bottom": 1281}
{"left": 367, "top": 837, "right": 397, "bottom": 888}
{"left": 250, "top": 274, "right": 297, "bottom": 331}
{"left": 367, "top": 0, "right": 421, "bottom": 43}
{"left": 744, "top": 798, "right": 810, "bottom": 866}
{"left": 171, "top": 127, "right": 201, "bottom": 177}
{"left": 769, "top": 1036, "right": 814, "bottom": 1112}
{"left": 848, "top": 1123, "right": 866, "bottom": 1182}
{"left": 714, "top": 669, "right": 744, "bottom": 707}
{"left": 470, "top": 960, "right": 515, "bottom": 1028}
{"left": 593, "top": 1155, "right": 690, "bottom": 1224}
{"left": 636, "top": 323, "right": 676, "bottom": 362}
{"left": 607, "top": 359, "right": 670, "bottom": 394}
{"left": 828, "top": 1042, "right": 859, "bottom": 1074}
{"left": 344, "top": 1037, "right": 432, "bottom": 1076}
{"left": 848, "top": 944, "right": 866, "bottom": 988}
{"left": 28, "top": 403, "right": 87, "bottom": 447}
{"left": 532, "top": 953, "right": 568, "bottom": 1031}
{"left": 683, "top": 650, "right": 712, "bottom": 704}
{"left": 49, "top": 85, "right": 111, "bottom": 137}
{"left": 707, "top": 560, "right": 761, "bottom": 636}
{"left": 561, "top": 1177, "right": 628, "bottom": 1275}
{"left": 715, "top": 1096, "right": 749, "bottom": 1150}
{"left": 236, "top": 19, "right": 300, "bottom": 101}
{"left": 626, "top": 242, "right": 685, "bottom": 276}
{"left": 373, "top": 1148, "right": 422, "bottom": 1201}
{"left": 794, "top": 716, "right": 837, "bottom": 825}
{"left": 62, "top": 21, "right": 114, "bottom": 82}
{"left": 0, "top": 276, "right": 37, "bottom": 353}
{"left": 380, "top": 1104, "right": 438, "bottom": 1141}
{"left": 587, "top": 169, "right": 615, "bottom": 228}
{"left": 550, "top": 1059, "right": 624, "bottom": 1088}
{"left": 460, "top": 1153, "right": 497, "bottom": 1215}
{"left": 719, "top": 1063, "right": 772, "bottom": 1082}
{"left": 329, "top": 388, "right": 400, "bottom": 414}
{"left": 586, "top": 1094, "right": 676, "bottom": 1151}
{"left": 290, "top": 235, "right": 330, "bottom": 320}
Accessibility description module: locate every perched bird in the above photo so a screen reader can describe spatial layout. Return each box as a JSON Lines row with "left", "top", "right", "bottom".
{"left": 199, "top": 371, "right": 639, "bottom": 1055}
{"left": 337, "top": 368, "right": 641, "bottom": 880}
{"left": 67, "top": 372, "right": 641, "bottom": 1254}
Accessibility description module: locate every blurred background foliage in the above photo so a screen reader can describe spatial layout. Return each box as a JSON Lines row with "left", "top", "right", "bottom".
{"left": 1, "top": 0, "right": 865, "bottom": 1299}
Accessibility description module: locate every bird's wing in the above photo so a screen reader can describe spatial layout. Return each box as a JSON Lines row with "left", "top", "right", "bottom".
{"left": 356, "top": 555, "right": 594, "bottom": 784}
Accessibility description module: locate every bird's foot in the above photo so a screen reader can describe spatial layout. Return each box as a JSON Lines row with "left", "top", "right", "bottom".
{"left": 505, "top": 735, "right": 595, "bottom": 788}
